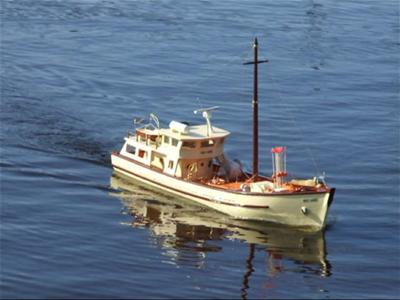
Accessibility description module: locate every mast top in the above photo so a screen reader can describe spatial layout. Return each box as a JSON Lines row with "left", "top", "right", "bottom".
{"left": 243, "top": 38, "right": 268, "bottom": 65}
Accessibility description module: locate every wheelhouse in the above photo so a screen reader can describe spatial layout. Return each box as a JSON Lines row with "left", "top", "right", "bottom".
{"left": 121, "top": 119, "right": 230, "bottom": 180}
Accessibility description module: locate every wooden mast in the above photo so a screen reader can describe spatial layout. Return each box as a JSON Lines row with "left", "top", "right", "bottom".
{"left": 244, "top": 38, "right": 268, "bottom": 179}
{"left": 253, "top": 38, "right": 259, "bottom": 178}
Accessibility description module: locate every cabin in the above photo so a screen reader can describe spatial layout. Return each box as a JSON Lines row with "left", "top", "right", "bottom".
{"left": 120, "top": 119, "right": 230, "bottom": 181}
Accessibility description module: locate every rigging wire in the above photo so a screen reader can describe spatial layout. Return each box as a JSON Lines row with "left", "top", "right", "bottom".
{"left": 268, "top": 71, "right": 323, "bottom": 177}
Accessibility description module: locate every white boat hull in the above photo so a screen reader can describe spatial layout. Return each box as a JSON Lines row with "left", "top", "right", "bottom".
{"left": 111, "top": 153, "right": 334, "bottom": 230}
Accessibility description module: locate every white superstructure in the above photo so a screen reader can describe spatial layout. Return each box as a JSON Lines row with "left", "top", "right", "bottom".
{"left": 111, "top": 107, "right": 334, "bottom": 230}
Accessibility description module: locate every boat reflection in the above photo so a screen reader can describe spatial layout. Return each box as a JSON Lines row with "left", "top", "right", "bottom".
{"left": 110, "top": 172, "right": 332, "bottom": 284}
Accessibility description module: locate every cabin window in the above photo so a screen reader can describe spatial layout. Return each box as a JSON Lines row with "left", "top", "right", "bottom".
{"left": 168, "top": 160, "right": 174, "bottom": 169}
{"left": 126, "top": 144, "right": 136, "bottom": 155}
{"left": 138, "top": 149, "right": 147, "bottom": 158}
{"left": 201, "top": 139, "right": 215, "bottom": 148}
{"left": 182, "top": 141, "right": 196, "bottom": 148}
{"left": 164, "top": 136, "right": 170, "bottom": 144}
{"left": 200, "top": 162, "right": 204, "bottom": 167}
{"left": 136, "top": 131, "right": 146, "bottom": 143}
{"left": 139, "top": 136, "right": 146, "bottom": 143}
{"left": 171, "top": 138, "right": 179, "bottom": 147}
{"left": 208, "top": 160, "right": 212, "bottom": 168}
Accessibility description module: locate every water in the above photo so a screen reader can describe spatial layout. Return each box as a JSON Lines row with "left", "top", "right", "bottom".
{"left": 1, "top": 0, "right": 399, "bottom": 298}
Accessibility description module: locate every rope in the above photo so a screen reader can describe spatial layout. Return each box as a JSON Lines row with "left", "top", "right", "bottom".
{"left": 268, "top": 72, "right": 322, "bottom": 177}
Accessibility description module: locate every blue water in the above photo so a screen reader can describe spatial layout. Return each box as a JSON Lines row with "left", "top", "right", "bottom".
{"left": 1, "top": 0, "right": 399, "bottom": 298}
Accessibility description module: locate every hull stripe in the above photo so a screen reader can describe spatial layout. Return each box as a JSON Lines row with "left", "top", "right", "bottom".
{"left": 112, "top": 164, "right": 270, "bottom": 209}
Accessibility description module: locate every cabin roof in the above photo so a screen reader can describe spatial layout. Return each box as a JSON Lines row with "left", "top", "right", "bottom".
{"left": 136, "top": 124, "right": 230, "bottom": 140}
{"left": 162, "top": 124, "right": 230, "bottom": 140}
{"left": 137, "top": 124, "right": 230, "bottom": 140}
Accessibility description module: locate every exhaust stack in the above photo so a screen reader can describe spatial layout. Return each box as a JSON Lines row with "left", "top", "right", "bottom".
{"left": 271, "top": 146, "right": 288, "bottom": 190}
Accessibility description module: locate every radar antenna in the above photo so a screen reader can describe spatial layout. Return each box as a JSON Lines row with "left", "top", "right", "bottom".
{"left": 193, "top": 106, "right": 219, "bottom": 137}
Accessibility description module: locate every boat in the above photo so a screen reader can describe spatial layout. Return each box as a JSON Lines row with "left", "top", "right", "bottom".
{"left": 111, "top": 38, "right": 335, "bottom": 231}
{"left": 109, "top": 172, "right": 332, "bottom": 278}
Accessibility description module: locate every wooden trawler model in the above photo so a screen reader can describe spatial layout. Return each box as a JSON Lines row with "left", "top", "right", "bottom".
{"left": 111, "top": 39, "right": 335, "bottom": 230}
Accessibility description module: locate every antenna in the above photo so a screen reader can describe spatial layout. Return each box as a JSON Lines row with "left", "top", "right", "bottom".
{"left": 133, "top": 117, "right": 145, "bottom": 129}
{"left": 193, "top": 106, "right": 219, "bottom": 137}
{"left": 149, "top": 113, "right": 160, "bottom": 130}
